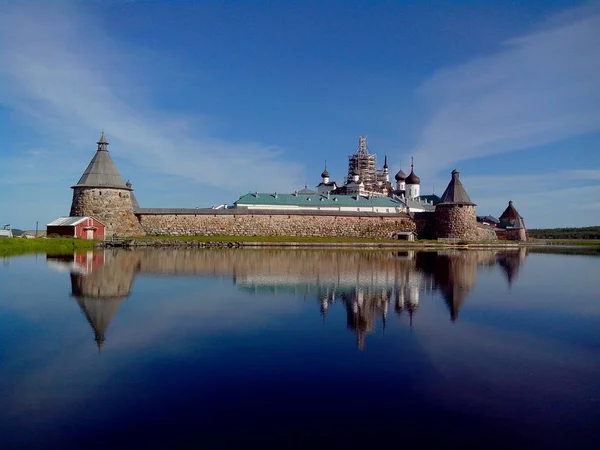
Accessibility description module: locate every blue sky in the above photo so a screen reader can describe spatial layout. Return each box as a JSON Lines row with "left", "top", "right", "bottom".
{"left": 1, "top": 0, "right": 599, "bottom": 229}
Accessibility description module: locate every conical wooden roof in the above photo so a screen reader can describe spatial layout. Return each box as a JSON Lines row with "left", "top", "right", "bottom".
{"left": 72, "top": 132, "right": 131, "bottom": 190}
{"left": 499, "top": 201, "right": 520, "bottom": 221}
{"left": 439, "top": 170, "right": 475, "bottom": 205}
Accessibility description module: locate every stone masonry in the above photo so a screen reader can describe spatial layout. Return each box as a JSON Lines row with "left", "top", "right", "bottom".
{"left": 435, "top": 204, "right": 480, "bottom": 241}
{"left": 70, "top": 188, "right": 144, "bottom": 237}
{"left": 138, "top": 213, "right": 416, "bottom": 239}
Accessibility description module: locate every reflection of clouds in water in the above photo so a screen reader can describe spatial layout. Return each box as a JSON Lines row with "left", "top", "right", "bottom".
{"left": 5, "top": 249, "right": 534, "bottom": 424}
{"left": 4, "top": 246, "right": 599, "bottom": 448}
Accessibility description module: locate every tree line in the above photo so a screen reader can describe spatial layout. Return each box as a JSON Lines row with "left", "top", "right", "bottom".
{"left": 528, "top": 226, "right": 600, "bottom": 240}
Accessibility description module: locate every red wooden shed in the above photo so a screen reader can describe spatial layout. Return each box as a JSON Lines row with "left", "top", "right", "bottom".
{"left": 47, "top": 216, "right": 106, "bottom": 240}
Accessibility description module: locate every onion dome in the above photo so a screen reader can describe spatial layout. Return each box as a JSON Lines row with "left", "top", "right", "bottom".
{"left": 321, "top": 161, "right": 330, "bottom": 178}
{"left": 395, "top": 169, "right": 406, "bottom": 181}
{"left": 405, "top": 168, "right": 420, "bottom": 185}
{"left": 405, "top": 157, "right": 420, "bottom": 185}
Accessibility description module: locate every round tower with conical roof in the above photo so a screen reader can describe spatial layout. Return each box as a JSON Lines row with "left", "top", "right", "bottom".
{"left": 435, "top": 169, "right": 479, "bottom": 240}
{"left": 70, "top": 132, "right": 144, "bottom": 236}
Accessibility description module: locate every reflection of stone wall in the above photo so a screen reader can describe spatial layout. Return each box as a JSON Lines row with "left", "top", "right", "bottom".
{"left": 70, "top": 188, "right": 144, "bottom": 236}
{"left": 135, "top": 248, "right": 417, "bottom": 283}
{"left": 138, "top": 214, "right": 415, "bottom": 239}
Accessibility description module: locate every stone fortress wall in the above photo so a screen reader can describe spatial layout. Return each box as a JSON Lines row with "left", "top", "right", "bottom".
{"left": 68, "top": 133, "right": 522, "bottom": 242}
{"left": 137, "top": 212, "right": 417, "bottom": 239}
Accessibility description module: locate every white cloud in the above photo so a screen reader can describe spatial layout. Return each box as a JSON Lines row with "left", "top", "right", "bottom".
{"left": 564, "top": 169, "right": 600, "bottom": 181}
{"left": 0, "top": 3, "right": 305, "bottom": 195}
{"left": 412, "top": 2, "right": 600, "bottom": 179}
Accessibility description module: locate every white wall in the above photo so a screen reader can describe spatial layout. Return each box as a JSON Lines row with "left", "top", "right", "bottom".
{"left": 406, "top": 183, "right": 420, "bottom": 200}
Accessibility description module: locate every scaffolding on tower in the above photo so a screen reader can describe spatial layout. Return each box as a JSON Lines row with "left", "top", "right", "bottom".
{"left": 347, "top": 136, "right": 377, "bottom": 186}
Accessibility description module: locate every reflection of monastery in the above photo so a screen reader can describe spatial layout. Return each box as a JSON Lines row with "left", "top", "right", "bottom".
{"left": 59, "top": 133, "right": 527, "bottom": 241}
{"left": 48, "top": 248, "right": 528, "bottom": 351}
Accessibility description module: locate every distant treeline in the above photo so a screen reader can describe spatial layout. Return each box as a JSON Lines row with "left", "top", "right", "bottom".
{"left": 529, "top": 226, "right": 600, "bottom": 240}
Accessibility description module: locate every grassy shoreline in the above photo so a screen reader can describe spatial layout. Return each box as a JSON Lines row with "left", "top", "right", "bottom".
{"left": 2, "top": 236, "right": 599, "bottom": 258}
{"left": 0, "top": 238, "right": 97, "bottom": 257}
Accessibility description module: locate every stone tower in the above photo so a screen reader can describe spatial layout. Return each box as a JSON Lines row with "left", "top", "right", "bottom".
{"left": 70, "top": 132, "right": 144, "bottom": 236}
{"left": 499, "top": 200, "right": 528, "bottom": 241}
{"left": 435, "top": 169, "right": 478, "bottom": 240}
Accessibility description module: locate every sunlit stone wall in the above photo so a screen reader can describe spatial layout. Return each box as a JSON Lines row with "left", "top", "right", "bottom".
{"left": 137, "top": 213, "right": 416, "bottom": 239}
{"left": 70, "top": 187, "right": 144, "bottom": 236}
{"left": 435, "top": 204, "right": 485, "bottom": 241}
{"left": 476, "top": 225, "right": 499, "bottom": 241}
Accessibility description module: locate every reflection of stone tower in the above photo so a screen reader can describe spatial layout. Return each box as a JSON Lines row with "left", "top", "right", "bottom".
{"left": 497, "top": 248, "right": 528, "bottom": 289}
{"left": 70, "top": 250, "right": 140, "bottom": 351}
{"left": 435, "top": 170, "right": 478, "bottom": 240}
{"left": 70, "top": 132, "right": 144, "bottom": 236}
{"left": 433, "top": 252, "right": 478, "bottom": 322}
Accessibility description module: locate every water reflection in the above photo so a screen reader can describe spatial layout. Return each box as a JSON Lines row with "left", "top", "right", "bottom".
{"left": 47, "top": 248, "right": 528, "bottom": 351}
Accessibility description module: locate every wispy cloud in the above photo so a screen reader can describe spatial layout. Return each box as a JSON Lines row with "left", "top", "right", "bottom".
{"left": 412, "top": 2, "right": 600, "bottom": 178}
{"left": 461, "top": 170, "right": 600, "bottom": 227}
{"left": 564, "top": 169, "right": 600, "bottom": 181}
{"left": 0, "top": 3, "right": 304, "bottom": 194}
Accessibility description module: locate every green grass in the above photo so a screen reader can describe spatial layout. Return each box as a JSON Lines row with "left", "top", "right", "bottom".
{"left": 0, "top": 238, "right": 97, "bottom": 257}
{"left": 534, "top": 239, "right": 600, "bottom": 246}
{"left": 529, "top": 246, "right": 600, "bottom": 256}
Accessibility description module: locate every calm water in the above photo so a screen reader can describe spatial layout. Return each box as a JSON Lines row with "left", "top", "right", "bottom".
{"left": 0, "top": 248, "right": 598, "bottom": 449}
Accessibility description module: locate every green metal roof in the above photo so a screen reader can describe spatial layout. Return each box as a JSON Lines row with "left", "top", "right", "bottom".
{"left": 235, "top": 193, "right": 405, "bottom": 208}
{"left": 417, "top": 194, "right": 442, "bottom": 205}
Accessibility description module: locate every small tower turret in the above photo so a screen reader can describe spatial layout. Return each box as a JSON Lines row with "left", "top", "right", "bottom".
{"left": 499, "top": 200, "right": 527, "bottom": 241}
{"left": 321, "top": 161, "right": 330, "bottom": 184}
{"left": 405, "top": 157, "right": 421, "bottom": 199}
{"left": 317, "top": 160, "right": 337, "bottom": 194}
{"left": 383, "top": 154, "right": 389, "bottom": 182}
{"left": 395, "top": 165, "right": 407, "bottom": 192}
